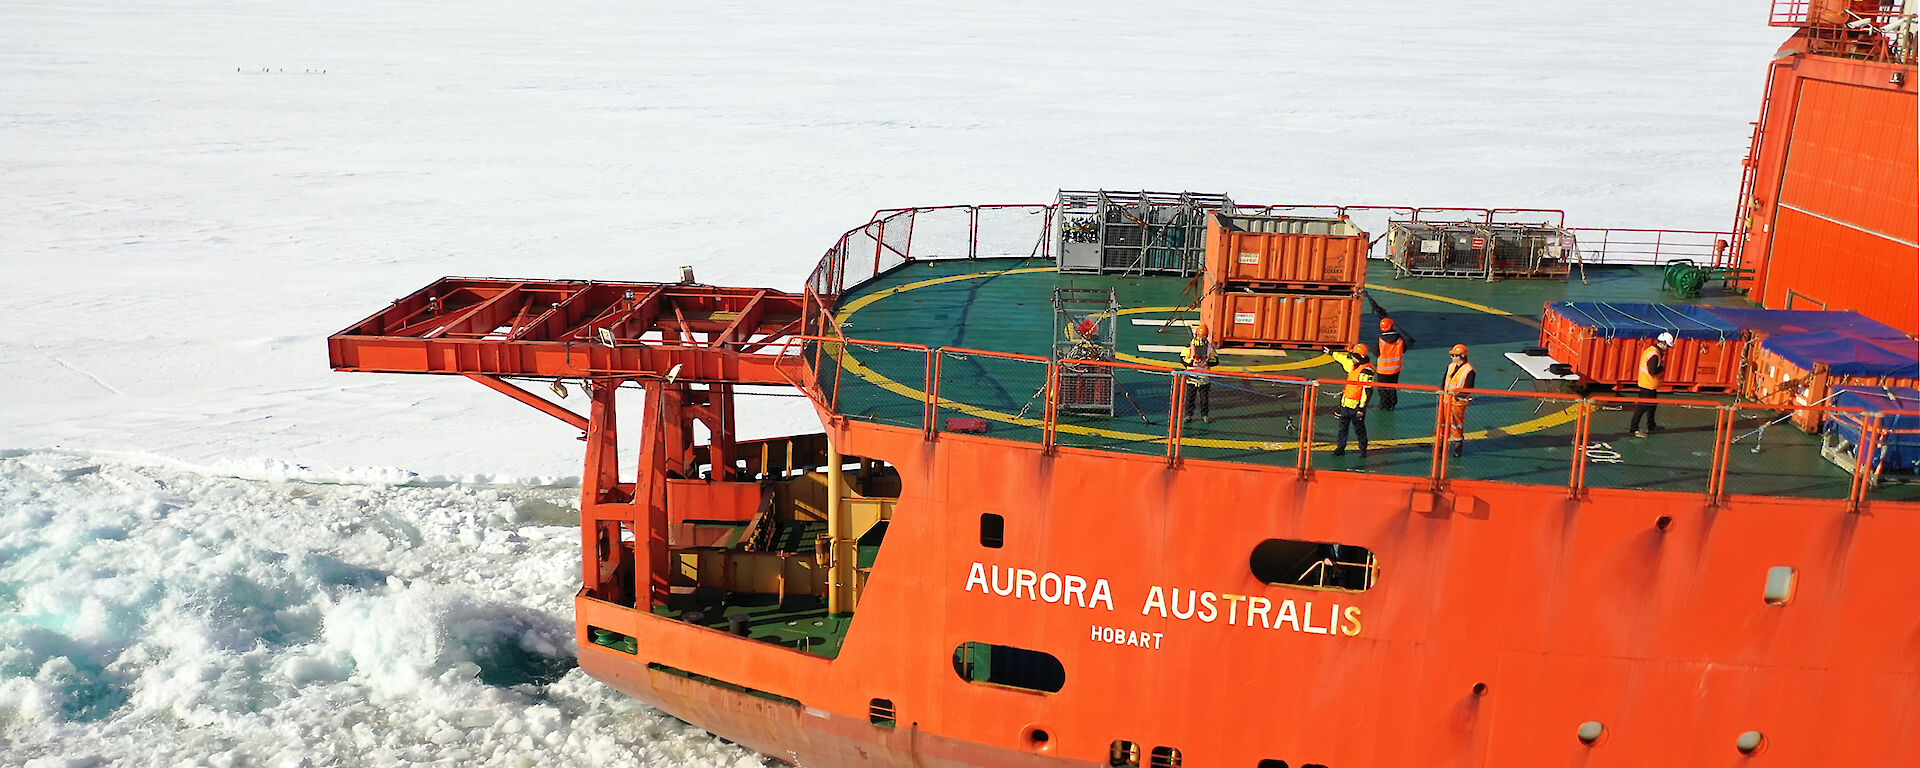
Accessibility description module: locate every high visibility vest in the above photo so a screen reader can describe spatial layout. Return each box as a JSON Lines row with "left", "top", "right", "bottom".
{"left": 1341, "top": 364, "right": 1375, "bottom": 408}
{"left": 1376, "top": 336, "right": 1406, "bottom": 375}
{"left": 1183, "top": 339, "right": 1215, "bottom": 370}
{"left": 1444, "top": 360, "right": 1475, "bottom": 393}
{"left": 1638, "top": 345, "right": 1665, "bottom": 390}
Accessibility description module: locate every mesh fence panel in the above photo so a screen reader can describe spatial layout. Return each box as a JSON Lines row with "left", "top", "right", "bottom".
{"left": 808, "top": 340, "right": 841, "bottom": 410}
{"left": 1442, "top": 392, "right": 1583, "bottom": 486}
{"left": 901, "top": 208, "right": 974, "bottom": 260}
{"left": 833, "top": 342, "right": 927, "bottom": 429}
{"left": 1312, "top": 387, "right": 1444, "bottom": 479}
{"left": 809, "top": 242, "right": 845, "bottom": 296}
{"left": 1577, "top": 395, "right": 1719, "bottom": 494}
{"left": 934, "top": 351, "right": 1047, "bottom": 445}
{"left": 1721, "top": 405, "right": 1854, "bottom": 500}
{"left": 873, "top": 210, "right": 915, "bottom": 264}
{"left": 839, "top": 229, "right": 880, "bottom": 290}
{"left": 1176, "top": 375, "right": 1304, "bottom": 468}
{"left": 976, "top": 206, "right": 1050, "bottom": 259}
{"left": 1055, "top": 366, "right": 1173, "bottom": 457}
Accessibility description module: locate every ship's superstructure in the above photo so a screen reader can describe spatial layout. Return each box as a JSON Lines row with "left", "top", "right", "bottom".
{"left": 1729, "top": 0, "right": 1919, "bottom": 331}
{"left": 328, "top": 3, "right": 1919, "bottom": 766}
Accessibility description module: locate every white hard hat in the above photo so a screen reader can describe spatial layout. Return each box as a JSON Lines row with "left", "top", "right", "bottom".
{"left": 1656, "top": 332, "right": 1675, "bottom": 345}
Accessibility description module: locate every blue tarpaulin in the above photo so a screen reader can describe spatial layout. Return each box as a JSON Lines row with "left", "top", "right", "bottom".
{"left": 1548, "top": 302, "right": 1739, "bottom": 340}
{"left": 1828, "top": 385, "right": 1920, "bottom": 472}
{"left": 1702, "top": 308, "right": 1906, "bottom": 340}
{"left": 1760, "top": 331, "right": 1920, "bottom": 378}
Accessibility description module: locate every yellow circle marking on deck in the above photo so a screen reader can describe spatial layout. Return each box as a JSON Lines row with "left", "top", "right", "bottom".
{"left": 1364, "top": 283, "right": 1543, "bottom": 329}
{"left": 835, "top": 266, "right": 1054, "bottom": 321}
{"left": 830, "top": 269, "right": 1571, "bottom": 449}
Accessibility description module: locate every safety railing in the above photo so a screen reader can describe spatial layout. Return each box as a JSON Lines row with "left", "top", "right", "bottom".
{"left": 804, "top": 204, "right": 1054, "bottom": 299}
{"left": 1567, "top": 228, "right": 1731, "bottom": 267}
{"left": 1769, "top": 1, "right": 1919, "bottom": 63}
{"left": 796, "top": 333, "right": 1920, "bottom": 510}
{"left": 1771, "top": 0, "right": 1817, "bottom": 25}
{"left": 1772, "top": 0, "right": 1910, "bottom": 29}
{"left": 804, "top": 203, "right": 1736, "bottom": 314}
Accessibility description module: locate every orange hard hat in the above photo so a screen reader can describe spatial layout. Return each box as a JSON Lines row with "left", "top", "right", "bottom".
{"left": 1450, "top": 344, "right": 1469, "bottom": 356}
{"left": 1349, "top": 342, "right": 1371, "bottom": 358}
{"left": 1194, "top": 324, "right": 1209, "bottom": 337}
{"left": 1379, "top": 317, "right": 1395, "bottom": 331}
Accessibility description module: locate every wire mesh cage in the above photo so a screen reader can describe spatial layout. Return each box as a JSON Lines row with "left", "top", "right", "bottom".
{"left": 1489, "top": 226, "right": 1577, "bottom": 278}
{"left": 1053, "top": 287, "right": 1121, "bottom": 416}
{"left": 1386, "top": 221, "right": 1493, "bottom": 278}
{"left": 1387, "top": 221, "right": 1579, "bottom": 280}
{"left": 1055, "top": 189, "right": 1234, "bottom": 276}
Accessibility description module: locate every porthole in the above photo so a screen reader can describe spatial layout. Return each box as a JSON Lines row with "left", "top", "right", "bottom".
{"left": 1577, "top": 720, "right": 1606, "bottom": 746}
{"left": 1251, "top": 538, "right": 1375, "bottom": 591}
{"left": 1764, "top": 566, "right": 1796, "bottom": 605}
{"left": 951, "top": 641, "right": 1064, "bottom": 693}
{"left": 981, "top": 513, "right": 1005, "bottom": 548}
{"left": 868, "top": 698, "right": 895, "bottom": 727}
{"left": 1736, "top": 730, "right": 1766, "bottom": 755}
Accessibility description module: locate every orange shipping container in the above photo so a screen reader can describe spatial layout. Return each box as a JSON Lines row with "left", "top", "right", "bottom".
{"left": 1745, "top": 332, "right": 1920, "bottom": 433}
{"left": 1203, "top": 290, "right": 1362, "bottom": 348}
{"left": 1205, "top": 214, "right": 1368, "bottom": 289}
{"left": 1538, "top": 302, "right": 1743, "bottom": 391}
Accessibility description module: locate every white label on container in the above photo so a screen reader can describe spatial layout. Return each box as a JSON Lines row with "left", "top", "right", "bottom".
{"left": 1419, "top": 239, "right": 1441, "bottom": 254}
{"left": 1237, "top": 252, "right": 1260, "bottom": 264}
{"left": 1547, "top": 244, "right": 1563, "bottom": 257}
{"left": 1233, "top": 312, "right": 1257, "bottom": 325}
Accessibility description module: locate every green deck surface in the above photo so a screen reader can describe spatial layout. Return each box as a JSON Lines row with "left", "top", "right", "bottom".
{"left": 820, "top": 258, "right": 1920, "bottom": 503}
{"left": 651, "top": 594, "right": 850, "bottom": 659}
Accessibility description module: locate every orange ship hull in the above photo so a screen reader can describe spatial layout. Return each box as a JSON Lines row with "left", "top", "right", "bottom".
{"left": 571, "top": 421, "right": 1920, "bottom": 766}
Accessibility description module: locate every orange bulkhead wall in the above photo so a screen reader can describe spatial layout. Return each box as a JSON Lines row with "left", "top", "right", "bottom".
{"left": 1740, "top": 48, "right": 1918, "bottom": 333}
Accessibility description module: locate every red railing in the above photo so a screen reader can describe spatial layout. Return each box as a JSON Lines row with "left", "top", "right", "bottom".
{"left": 1567, "top": 227, "right": 1731, "bottom": 266}
{"left": 1769, "top": 1, "right": 1919, "bottom": 63}
{"left": 804, "top": 203, "right": 1729, "bottom": 308}
{"left": 1771, "top": 0, "right": 1907, "bottom": 27}
{"left": 795, "top": 332, "right": 1920, "bottom": 510}
{"left": 804, "top": 204, "right": 1054, "bottom": 299}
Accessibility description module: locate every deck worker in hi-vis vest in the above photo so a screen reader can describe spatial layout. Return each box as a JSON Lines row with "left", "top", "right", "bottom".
{"left": 1374, "top": 318, "right": 1407, "bottom": 411}
{"left": 1181, "top": 324, "right": 1218, "bottom": 423}
{"left": 1630, "top": 332, "right": 1673, "bottom": 438}
{"left": 1329, "top": 343, "right": 1375, "bottom": 457}
{"left": 1441, "top": 344, "right": 1476, "bottom": 457}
